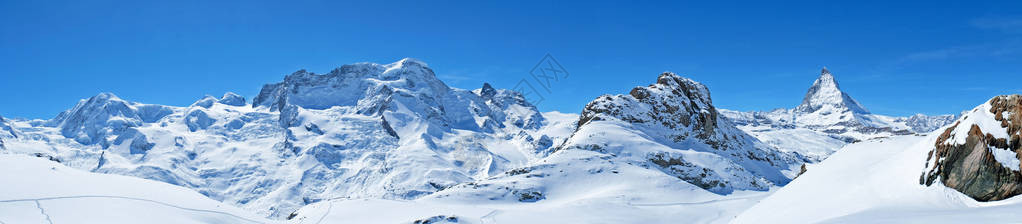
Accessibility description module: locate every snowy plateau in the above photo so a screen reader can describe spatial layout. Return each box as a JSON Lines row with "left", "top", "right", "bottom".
{"left": 0, "top": 58, "right": 1014, "bottom": 224}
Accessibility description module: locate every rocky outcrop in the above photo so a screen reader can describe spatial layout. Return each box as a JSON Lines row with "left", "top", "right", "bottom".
{"left": 577, "top": 72, "right": 723, "bottom": 145}
{"left": 921, "top": 95, "right": 1022, "bottom": 201}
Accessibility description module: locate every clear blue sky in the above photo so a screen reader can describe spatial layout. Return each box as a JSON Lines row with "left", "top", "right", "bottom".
{"left": 2, "top": 0, "right": 1021, "bottom": 119}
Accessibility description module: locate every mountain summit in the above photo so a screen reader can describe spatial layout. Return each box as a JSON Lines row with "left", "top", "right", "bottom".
{"left": 796, "top": 67, "right": 869, "bottom": 115}
{"left": 720, "top": 67, "right": 957, "bottom": 162}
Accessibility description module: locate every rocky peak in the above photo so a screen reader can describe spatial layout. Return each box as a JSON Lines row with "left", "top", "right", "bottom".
{"left": 562, "top": 72, "right": 802, "bottom": 194}
{"left": 579, "top": 72, "right": 734, "bottom": 146}
{"left": 795, "top": 67, "right": 869, "bottom": 114}
{"left": 479, "top": 83, "right": 497, "bottom": 99}
{"left": 922, "top": 95, "right": 1022, "bottom": 201}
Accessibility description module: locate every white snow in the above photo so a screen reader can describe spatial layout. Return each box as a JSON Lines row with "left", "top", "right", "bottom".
{"left": 990, "top": 147, "right": 1021, "bottom": 171}
{"left": 290, "top": 148, "right": 776, "bottom": 224}
{"left": 0, "top": 154, "right": 274, "bottom": 224}
{"left": 945, "top": 101, "right": 1010, "bottom": 145}
{"left": 733, "top": 134, "right": 1022, "bottom": 223}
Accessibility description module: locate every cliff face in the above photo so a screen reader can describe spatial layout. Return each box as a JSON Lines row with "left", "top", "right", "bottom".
{"left": 922, "top": 95, "right": 1022, "bottom": 201}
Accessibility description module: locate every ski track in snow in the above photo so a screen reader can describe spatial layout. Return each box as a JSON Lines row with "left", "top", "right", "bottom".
{"left": 313, "top": 201, "right": 332, "bottom": 224}
{"left": 34, "top": 201, "right": 53, "bottom": 224}
{"left": 480, "top": 209, "right": 501, "bottom": 224}
{"left": 0, "top": 195, "right": 267, "bottom": 224}
{"left": 626, "top": 195, "right": 762, "bottom": 206}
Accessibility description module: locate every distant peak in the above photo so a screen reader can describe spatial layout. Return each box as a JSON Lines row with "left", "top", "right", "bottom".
{"left": 220, "top": 92, "right": 246, "bottom": 106}
{"left": 479, "top": 82, "right": 497, "bottom": 98}
{"left": 393, "top": 58, "right": 428, "bottom": 67}
{"left": 92, "top": 92, "right": 121, "bottom": 101}
{"left": 796, "top": 68, "right": 869, "bottom": 114}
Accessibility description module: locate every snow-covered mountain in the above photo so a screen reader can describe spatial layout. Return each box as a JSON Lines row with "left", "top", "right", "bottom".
{"left": 288, "top": 72, "right": 803, "bottom": 223}
{"left": 0, "top": 58, "right": 569, "bottom": 218}
{"left": 3, "top": 58, "right": 985, "bottom": 223}
{"left": 734, "top": 95, "right": 1022, "bottom": 223}
{"left": 720, "top": 68, "right": 957, "bottom": 161}
{"left": 1, "top": 61, "right": 800, "bottom": 222}
{"left": 433, "top": 72, "right": 802, "bottom": 195}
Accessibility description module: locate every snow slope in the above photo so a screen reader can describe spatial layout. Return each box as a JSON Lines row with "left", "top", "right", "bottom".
{"left": 0, "top": 154, "right": 274, "bottom": 224}
{"left": 289, "top": 150, "right": 776, "bottom": 224}
{"left": 733, "top": 131, "right": 1022, "bottom": 223}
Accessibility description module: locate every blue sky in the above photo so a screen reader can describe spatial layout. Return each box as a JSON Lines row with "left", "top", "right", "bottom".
{"left": 2, "top": 0, "right": 1021, "bottom": 119}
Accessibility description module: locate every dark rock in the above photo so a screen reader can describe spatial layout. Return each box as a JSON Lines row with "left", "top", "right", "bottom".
{"left": 922, "top": 95, "right": 1022, "bottom": 201}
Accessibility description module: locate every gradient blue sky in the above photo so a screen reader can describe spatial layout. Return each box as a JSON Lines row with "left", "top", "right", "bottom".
{"left": 2, "top": 0, "right": 1021, "bottom": 119}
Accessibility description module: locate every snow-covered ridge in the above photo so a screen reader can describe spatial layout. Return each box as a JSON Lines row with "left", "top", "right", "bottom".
{"left": 0, "top": 58, "right": 565, "bottom": 218}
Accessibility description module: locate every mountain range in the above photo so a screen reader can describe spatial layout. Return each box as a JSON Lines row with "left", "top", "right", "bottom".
{"left": 1, "top": 59, "right": 1014, "bottom": 224}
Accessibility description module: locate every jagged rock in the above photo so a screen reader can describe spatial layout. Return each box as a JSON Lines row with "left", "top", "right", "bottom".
{"left": 479, "top": 83, "right": 497, "bottom": 98}
{"left": 922, "top": 95, "right": 1022, "bottom": 201}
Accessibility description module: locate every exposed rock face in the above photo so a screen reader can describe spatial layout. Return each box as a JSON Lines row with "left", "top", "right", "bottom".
{"left": 579, "top": 72, "right": 724, "bottom": 146}
{"left": 922, "top": 95, "right": 1022, "bottom": 201}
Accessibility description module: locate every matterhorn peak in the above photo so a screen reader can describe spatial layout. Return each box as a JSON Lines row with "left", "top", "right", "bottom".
{"left": 796, "top": 67, "right": 869, "bottom": 114}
